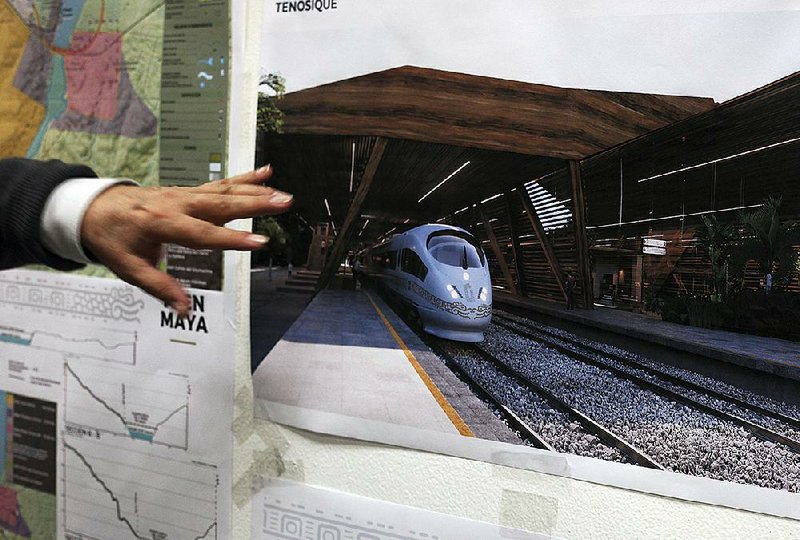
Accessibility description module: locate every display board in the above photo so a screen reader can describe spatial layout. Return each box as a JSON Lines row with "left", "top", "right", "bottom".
{"left": 0, "top": 1, "right": 241, "bottom": 538}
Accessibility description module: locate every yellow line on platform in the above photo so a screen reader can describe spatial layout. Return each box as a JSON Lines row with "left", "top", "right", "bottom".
{"left": 365, "top": 292, "right": 474, "bottom": 437}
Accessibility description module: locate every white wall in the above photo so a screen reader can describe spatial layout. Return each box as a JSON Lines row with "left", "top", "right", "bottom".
{"left": 233, "top": 420, "right": 800, "bottom": 539}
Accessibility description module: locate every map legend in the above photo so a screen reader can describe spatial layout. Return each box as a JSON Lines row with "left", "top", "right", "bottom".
{"left": 159, "top": 0, "right": 229, "bottom": 187}
{"left": 159, "top": 0, "right": 230, "bottom": 290}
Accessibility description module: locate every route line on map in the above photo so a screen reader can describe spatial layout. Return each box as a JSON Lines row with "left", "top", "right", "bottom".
{"left": 24, "top": 1, "right": 166, "bottom": 58}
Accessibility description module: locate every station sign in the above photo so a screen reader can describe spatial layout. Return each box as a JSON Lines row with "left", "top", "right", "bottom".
{"left": 642, "top": 238, "right": 667, "bottom": 248}
{"left": 643, "top": 246, "right": 667, "bottom": 256}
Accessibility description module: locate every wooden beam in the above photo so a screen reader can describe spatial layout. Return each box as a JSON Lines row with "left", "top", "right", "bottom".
{"left": 477, "top": 206, "right": 517, "bottom": 295}
{"left": 280, "top": 66, "right": 716, "bottom": 159}
{"left": 518, "top": 188, "right": 568, "bottom": 302}
{"left": 504, "top": 192, "right": 526, "bottom": 296}
{"left": 316, "top": 138, "right": 388, "bottom": 291}
{"left": 570, "top": 160, "right": 593, "bottom": 309}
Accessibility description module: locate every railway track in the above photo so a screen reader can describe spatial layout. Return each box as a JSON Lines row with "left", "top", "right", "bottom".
{"left": 491, "top": 312, "right": 800, "bottom": 455}
{"left": 424, "top": 335, "right": 662, "bottom": 468}
{"left": 424, "top": 338, "right": 553, "bottom": 451}
{"left": 477, "top": 321, "right": 800, "bottom": 490}
{"left": 493, "top": 310, "right": 800, "bottom": 433}
{"left": 381, "top": 285, "right": 800, "bottom": 490}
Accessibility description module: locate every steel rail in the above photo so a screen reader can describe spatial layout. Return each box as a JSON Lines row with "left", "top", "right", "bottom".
{"left": 381, "top": 287, "right": 554, "bottom": 452}
{"left": 382, "top": 287, "right": 660, "bottom": 467}
{"left": 492, "top": 316, "right": 800, "bottom": 454}
{"left": 465, "top": 343, "right": 663, "bottom": 469}
{"left": 422, "top": 336, "right": 554, "bottom": 452}
{"left": 493, "top": 309, "right": 800, "bottom": 432}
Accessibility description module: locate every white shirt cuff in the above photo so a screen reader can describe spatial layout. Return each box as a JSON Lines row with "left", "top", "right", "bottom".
{"left": 41, "top": 177, "right": 137, "bottom": 264}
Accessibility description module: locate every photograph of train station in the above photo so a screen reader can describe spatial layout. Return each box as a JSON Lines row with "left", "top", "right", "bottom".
{"left": 251, "top": 2, "right": 800, "bottom": 510}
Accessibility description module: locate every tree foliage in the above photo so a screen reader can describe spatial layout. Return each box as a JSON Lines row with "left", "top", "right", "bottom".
{"left": 253, "top": 216, "right": 289, "bottom": 258}
{"left": 257, "top": 73, "right": 285, "bottom": 133}
{"left": 660, "top": 196, "right": 798, "bottom": 338}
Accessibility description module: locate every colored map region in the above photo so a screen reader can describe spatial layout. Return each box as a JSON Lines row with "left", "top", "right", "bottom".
{"left": 0, "top": 1, "right": 45, "bottom": 156}
{"left": 0, "top": 486, "right": 31, "bottom": 537}
{"left": 0, "top": 392, "right": 57, "bottom": 539}
{"left": 0, "top": 0, "right": 163, "bottom": 183}
{"left": 0, "top": 0, "right": 233, "bottom": 535}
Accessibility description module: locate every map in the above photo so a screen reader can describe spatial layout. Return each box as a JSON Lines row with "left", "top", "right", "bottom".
{"left": 1, "top": 0, "right": 164, "bottom": 183}
{"left": 1, "top": 0, "right": 229, "bottom": 287}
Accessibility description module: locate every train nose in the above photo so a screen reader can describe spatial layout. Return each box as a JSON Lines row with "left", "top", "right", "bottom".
{"left": 457, "top": 267, "right": 490, "bottom": 301}
{"left": 462, "top": 282, "right": 478, "bottom": 302}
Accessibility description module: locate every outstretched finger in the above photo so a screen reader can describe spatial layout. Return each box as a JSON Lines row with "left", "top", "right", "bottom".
{"left": 218, "top": 165, "right": 273, "bottom": 186}
{"left": 185, "top": 190, "right": 293, "bottom": 222}
{"left": 191, "top": 183, "right": 271, "bottom": 196}
{"left": 110, "top": 255, "right": 191, "bottom": 314}
{"left": 150, "top": 214, "right": 270, "bottom": 250}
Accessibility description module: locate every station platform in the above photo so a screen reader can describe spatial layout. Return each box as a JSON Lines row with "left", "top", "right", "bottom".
{"left": 494, "top": 291, "right": 800, "bottom": 382}
{"left": 252, "top": 288, "right": 519, "bottom": 443}
{"left": 250, "top": 267, "right": 316, "bottom": 371}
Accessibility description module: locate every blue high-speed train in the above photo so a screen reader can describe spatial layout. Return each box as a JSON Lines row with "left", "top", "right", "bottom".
{"left": 355, "top": 224, "right": 492, "bottom": 342}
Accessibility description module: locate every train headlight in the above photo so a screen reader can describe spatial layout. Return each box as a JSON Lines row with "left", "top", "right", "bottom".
{"left": 446, "top": 284, "right": 463, "bottom": 299}
{"left": 478, "top": 287, "right": 488, "bottom": 302}
{"left": 463, "top": 272, "right": 470, "bottom": 281}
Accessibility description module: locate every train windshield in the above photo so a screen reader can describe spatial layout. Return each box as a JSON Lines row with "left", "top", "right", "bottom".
{"left": 426, "top": 231, "right": 485, "bottom": 269}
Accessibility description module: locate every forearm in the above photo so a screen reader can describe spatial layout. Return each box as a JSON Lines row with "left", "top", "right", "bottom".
{"left": 0, "top": 157, "right": 98, "bottom": 270}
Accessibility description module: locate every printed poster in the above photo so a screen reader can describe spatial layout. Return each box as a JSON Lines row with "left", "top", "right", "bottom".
{"left": 253, "top": 0, "right": 800, "bottom": 520}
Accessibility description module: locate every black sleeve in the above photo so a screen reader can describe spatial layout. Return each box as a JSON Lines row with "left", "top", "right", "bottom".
{"left": 0, "top": 157, "right": 98, "bottom": 271}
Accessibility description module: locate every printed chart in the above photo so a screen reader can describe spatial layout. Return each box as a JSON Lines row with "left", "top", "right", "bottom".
{"left": 65, "top": 362, "right": 190, "bottom": 450}
{"left": 0, "top": 326, "right": 137, "bottom": 365}
{"left": 64, "top": 438, "right": 218, "bottom": 540}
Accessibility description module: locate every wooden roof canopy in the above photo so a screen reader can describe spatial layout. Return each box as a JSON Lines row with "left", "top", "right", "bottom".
{"left": 259, "top": 66, "right": 716, "bottom": 242}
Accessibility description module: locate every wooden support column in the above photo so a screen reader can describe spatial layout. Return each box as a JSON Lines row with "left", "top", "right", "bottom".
{"left": 569, "top": 160, "right": 594, "bottom": 309}
{"left": 518, "top": 188, "right": 568, "bottom": 302}
{"left": 504, "top": 192, "right": 526, "bottom": 296}
{"left": 316, "top": 138, "right": 387, "bottom": 292}
{"left": 477, "top": 206, "right": 517, "bottom": 295}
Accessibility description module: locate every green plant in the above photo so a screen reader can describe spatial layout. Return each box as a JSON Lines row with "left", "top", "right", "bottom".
{"left": 643, "top": 287, "right": 664, "bottom": 313}
{"left": 727, "top": 289, "right": 800, "bottom": 340}
{"left": 660, "top": 295, "right": 733, "bottom": 330}
{"left": 695, "top": 214, "right": 733, "bottom": 301}
{"left": 257, "top": 73, "right": 285, "bottom": 133}
{"left": 252, "top": 216, "right": 290, "bottom": 266}
{"left": 686, "top": 297, "right": 733, "bottom": 329}
{"left": 730, "top": 196, "right": 799, "bottom": 289}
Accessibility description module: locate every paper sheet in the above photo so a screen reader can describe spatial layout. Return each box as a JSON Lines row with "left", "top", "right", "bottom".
{"left": 252, "top": 478, "right": 553, "bottom": 540}
{"left": 0, "top": 270, "right": 234, "bottom": 539}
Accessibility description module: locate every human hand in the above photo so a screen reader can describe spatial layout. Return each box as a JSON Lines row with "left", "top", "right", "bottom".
{"left": 80, "top": 166, "right": 292, "bottom": 315}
